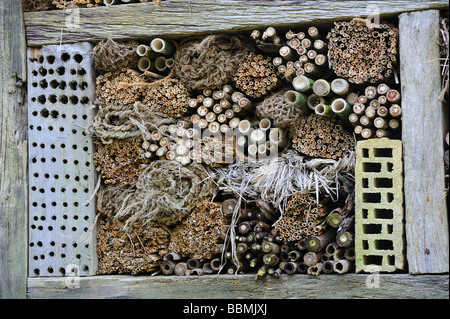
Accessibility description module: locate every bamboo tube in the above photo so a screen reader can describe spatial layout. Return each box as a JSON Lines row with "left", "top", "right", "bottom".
{"left": 322, "top": 260, "right": 335, "bottom": 274}
{"left": 377, "top": 83, "right": 390, "bottom": 95}
{"left": 315, "top": 103, "right": 333, "bottom": 117}
{"left": 268, "top": 128, "right": 286, "bottom": 148}
{"left": 104, "top": 0, "right": 120, "bottom": 6}
{"left": 306, "top": 229, "right": 336, "bottom": 252}
{"left": 160, "top": 260, "right": 177, "bottom": 275}
{"left": 307, "top": 94, "right": 325, "bottom": 110}
{"left": 165, "top": 58, "right": 175, "bottom": 69}
{"left": 365, "top": 106, "right": 377, "bottom": 119}
{"left": 262, "top": 241, "right": 280, "bottom": 254}
{"left": 312, "top": 79, "right": 331, "bottom": 97}
{"left": 303, "top": 251, "right": 323, "bottom": 266}
{"left": 250, "top": 129, "right": 266, "bottom": 145}
{"left": 187, "top": 258, "right": 202, "bottom": 270}
{"left": 307, "top": 263, "right": 322, "bottom": 276}
{"left": 202, "top": 263, "right": 214, "bottom": 274}
{"left": 297, "top": 262, "right": 308, "bottom": 274}
{"left": 154, "top": 56, "right": 168, "bottom": 72}
{"left": 288, "top": 250, "right": 303, "bottom": 262}
{"left": 331, "top": 78, "right": 350, "bottom": 95}
{"left": 336, "top": 230, "right": 354, "bottom": 247}
{"left": 325, "top": 242, "right": 340, "bottom": 257}
{"left": 259, "top": 118, "right": 272, "bottom": 131}
{"left": 136, "top": 44, "right": 159, "bottom": 59}
{"left": 137, "top": 57, "right": 155, "bottom": 72}
{"left": 236, "top": 242, "right": 248, "bottom": 255}
{"left": 174, "top": 262, "right": 188, "bottom": 276}
{"left": 150, "top": 38, "right": 175, "bottom": 56}
{"left": 377, "top": 106, "right": 389, "bottom": 117}
{"left": 284, "top": 261, "right": 299, "bottom": 274}
{"left": 304, "top": 62, "right": 323, "bottom": 76}
{"left": 231, "top": 91, "right": 245, "bottom": 103}
{"left": 285, "top": 90, "right": 308, "bottom": 108}
{"left": 333, "top": 259, "right": 352, "bottom": 274}
{"left": 248, "top": 144, "right": 258, "bottom": 158}
{"left": 229, "top": 117, "right": 241, "bottom": 129}
{"left": 344, "top": 247, "right": 356, "bottom": 261}
{"left": 238, "top": 97, "right": 253, "bottom": 111}
{"left": 163, "top": 252, "right": 182, "bottom": 261}
{"left": 354, "top": 125, "right": 363, "bottom": 135}
{"left": 292, "top": 76, "right": 314, "bottom": 92}
{"left": 333, "top": 248, "right": 346, "bottom": 261}
{"left": 314, "top": 54, "right": 327, "bottom": 66}
{"left": 331, "top": 98, "right": 351, "bottom": 120}
{"left": 210, "top": 258, "right": 222, "bottom": 272}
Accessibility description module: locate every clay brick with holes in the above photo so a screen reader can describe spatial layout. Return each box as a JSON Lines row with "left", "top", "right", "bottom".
{"left": 354, "top": 138, "right": 405, "bottom": 273}
{"left": 27, "top": 42, "right": 97, "bottom": 277}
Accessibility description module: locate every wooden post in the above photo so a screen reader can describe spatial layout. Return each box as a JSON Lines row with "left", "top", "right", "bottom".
{"left": 0, "top": 0, "right": 28, "bottom": 298}
{"left": 399, "top": 10, "right": 449, "bottom": 274}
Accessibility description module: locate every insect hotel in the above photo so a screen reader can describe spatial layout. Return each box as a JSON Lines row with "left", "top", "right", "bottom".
{"left": 0, "top": 0, "right": 448, "bottom": 299}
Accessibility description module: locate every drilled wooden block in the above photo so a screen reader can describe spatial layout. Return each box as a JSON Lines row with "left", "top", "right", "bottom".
{"left": 27, "top": 43, "right": 97, "bottom": 277}
{"left": 355, "top": 138, "right": 405, "bottom": 273}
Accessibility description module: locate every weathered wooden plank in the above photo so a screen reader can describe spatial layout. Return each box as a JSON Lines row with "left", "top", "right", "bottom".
{"left": 27, "top": 274, "right": 449, "bottom": 299}
{"left": 23, "top": 0, "right": 449, "bottom": 47}
{"left": 27, "top": 43, "right": 98, "bottom": 277}
{"left": 0, "top": 0, "right": 28, "bottom": 299}
{"left": 399, "top": 10, "right": 449, "bottom": 274}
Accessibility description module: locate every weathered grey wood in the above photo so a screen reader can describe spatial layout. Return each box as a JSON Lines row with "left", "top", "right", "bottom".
{"left": 23, "top": 0, "right": 449, "bottom": 47}
{"left": 27, "top": 43, "right": 98, "bottom": 277}
{"left": 399, "top": 10, "right": 449, "bottom": 274}
{"left": 0, "top": 0, "right": 28, "bottom": 299}
{"left": 27, "top": 274, "right": 449, "bottom": 299}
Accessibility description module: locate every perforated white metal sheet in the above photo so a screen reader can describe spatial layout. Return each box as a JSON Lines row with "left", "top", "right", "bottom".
{"left": 27, "top": 42, "right": 97, "bottom": 277}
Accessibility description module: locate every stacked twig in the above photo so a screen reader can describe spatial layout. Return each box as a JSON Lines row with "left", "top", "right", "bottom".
{"left": 347, "top": 84, "right": 402, "bottom": 139}
{"left": 327, "top": 18, "right": 399, "bottom": 84}
{"left": 251, "top": 26, "right": 330, "bottom": 82}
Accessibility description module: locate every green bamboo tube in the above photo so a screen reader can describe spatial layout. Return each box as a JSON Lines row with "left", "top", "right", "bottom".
{"left": 136, "top": 44, "right": 159, "bottom": 59}
{"left": 137, "top": 57, "right": 156, "bottom": 72}
{"left": 315, "top": 103, "right": 333, "bottom": 117}
{"left": 150, "top": 38, "right": 176, "bottom": 56}
{"left": 331, "top": 98, "right": 351, "bottom": 120}
{"left": 285, "top": 90, "right": 307, "bottom": 108}
{"left": 154, "top": 56, "right": 168, "bottom": 72}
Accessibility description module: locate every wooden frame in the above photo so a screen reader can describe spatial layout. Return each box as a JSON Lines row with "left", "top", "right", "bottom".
{"left": 1, "top": 0, "right": 448, "bottom": 299}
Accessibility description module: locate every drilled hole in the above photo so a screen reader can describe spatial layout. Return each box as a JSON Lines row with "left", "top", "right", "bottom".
{"left": 38, "top": 56, "right": 44, "bottom": 63}
{"left": 38, "top": 66, "right": 47, "bottom": 76}
{"left": 60, "top": 95, "right": 68, "bottom": 104}
{"left": 39, "top": 79, "right": 48, "bottom": 89}
{"left": 56, "top": 66, "right": 65, "bottom": 76}
{"left": 74, "top": 54, "right": 83, "bottom": 63}
{"left": 50, "top": 80, "right": 59, "bottom": 89}
{"left": 77, "top": 68, "right": 86, "bottom": 76}
{"left": 32, "top": 70, "right": 38, "bottom": 76}
{"left": 70, "top": 96, "right": 78, "bottom": 104}
{"left": 46, "top": 55, "right": 55, "bottom": 64}
{"left": 61, "top": 52, "right": 70, "bottom": 62}
{"left": 50, "top": 110, "right": 59, "bottom": 118}
{"left": 69, "top": 81, "right": 77, "bottom": 90}
{"left": 48, "top": 94, "right": 57, "bottom": 103}
{"left": 32, "top": 82, "right": 38, "bottom": 87}
{"left": 70, "top": 69, "right": 76, "bottom": 75}
{"left": 40, "top": 108, "right": 49, "bottom": 118}
{"left": 79, "top": 82, "right": 88, "bottom": 90}
{"left": 38, "top": 95, "right": 46, "bottom": 104}
{"left": 80, "top": 96, "right": 90, "bottom": 105}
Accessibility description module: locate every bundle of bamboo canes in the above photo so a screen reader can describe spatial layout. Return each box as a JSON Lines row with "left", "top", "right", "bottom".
{"left": 232, "top": 52, "right": 281, "bottom": 99}
{"left": 93, "top": 138, "right": 150, "bottom": 187}
{"left": 136, "top": 38, "right": 176, "bottom": 77}
{"left": 326, "top": 18, "right": 399, "bottom": 84}
{"left": 273, "top": 193, "right": 329, "bottom": 242}
{"left": 141, "top": 77, "right": 190, "bottom": 118}
{"left": 292, "top": 114, "right": 355, "bottom": 159}
{"left": 168, "top": 201, "right": 230, "bottom": 260}
{"left": 96, "top": 68, "right": 147, "bottom": 106}
{"left": 97, "top": 219, "right": 170, "bottom": 275}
